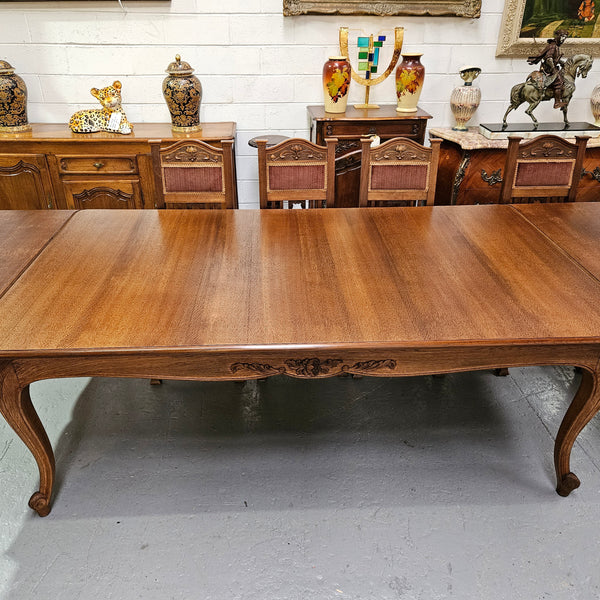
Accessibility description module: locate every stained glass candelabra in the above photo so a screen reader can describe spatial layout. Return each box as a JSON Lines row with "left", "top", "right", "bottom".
{"left": 339, "top": 26, "right": 404, "bottom": 109}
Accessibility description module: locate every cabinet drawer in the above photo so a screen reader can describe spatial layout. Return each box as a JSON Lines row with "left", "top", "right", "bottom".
{"left": 57, "top": 155, "right": 138, "bottom": 175}
{"left": 322, "top": 120, "right": 424, "bottom": 139}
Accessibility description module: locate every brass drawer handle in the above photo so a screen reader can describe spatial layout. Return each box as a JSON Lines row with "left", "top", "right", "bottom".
{"left": 93, "top": 162, "right": 104, "bottom": 169}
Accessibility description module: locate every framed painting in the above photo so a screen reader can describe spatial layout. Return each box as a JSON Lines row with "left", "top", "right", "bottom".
{"left": 497, "top": 0, "right": 600, "bottom": 56}
{"left": 283, "top": 0, "right": 481, "bottom": 18}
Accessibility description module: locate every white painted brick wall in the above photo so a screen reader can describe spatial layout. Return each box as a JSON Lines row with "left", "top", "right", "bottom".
{"left": 0, "top": 0, "right": 598, "bottom": 208}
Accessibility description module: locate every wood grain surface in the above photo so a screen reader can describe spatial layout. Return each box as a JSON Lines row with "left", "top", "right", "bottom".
{"left": 1, "top": 206, "right": 600, "bottom": 353}
{"left": 513, "top": 202, "right": 600, "bottom": 282}
{"left": 0, "top": 210, "right": 75, "bottom": 296}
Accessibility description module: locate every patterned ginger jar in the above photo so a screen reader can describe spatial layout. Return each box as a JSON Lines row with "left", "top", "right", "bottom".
{"left": 0, "top": 60, "right": 31, "bottom": 133}
{"left": 162, "top": 54, "right": 202, "bottom": 133}
{"left": 395, "top": 53, "right": 425, "bottom": 113}
{"left": 323, "top": 56, "right": 351, "bottom": 114}
{"left": 450, "top": 66, "right": 482, "bottom": 131}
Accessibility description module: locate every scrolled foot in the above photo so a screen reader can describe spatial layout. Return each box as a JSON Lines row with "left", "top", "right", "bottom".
{"left": 29, "top": 491, "right": 51, "bottom": 517}
{"left": 556, "top": 472, "right": 580, "bottom": 497}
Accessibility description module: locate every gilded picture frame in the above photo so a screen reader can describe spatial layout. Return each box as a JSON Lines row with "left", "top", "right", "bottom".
{"left": 283, "top": 0, "right": 481, "bottom": 18}
{"left": 496, "top": 0, "right": 600, "bottom": 57}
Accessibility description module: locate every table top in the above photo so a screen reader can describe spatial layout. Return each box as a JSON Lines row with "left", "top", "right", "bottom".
{"left": 1, "top": 205, "right": 600, "bottom": 356}
{"left": 0, "top": 210, "right": 75, "bottom": 297}
{"left": 513, "top": 202, "right": 600, "bottom": 282}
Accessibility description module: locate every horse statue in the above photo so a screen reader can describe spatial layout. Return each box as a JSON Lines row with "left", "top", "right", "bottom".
{"left": 502, "top": 54, "right": 593, "bottom": 129}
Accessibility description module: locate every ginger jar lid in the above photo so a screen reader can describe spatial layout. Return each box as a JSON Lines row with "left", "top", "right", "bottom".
{"left": 0, "top": 61, "right": 16, "bottom": 75}
{"left": 165, "top": 54, "right": 195, "bottom": 76}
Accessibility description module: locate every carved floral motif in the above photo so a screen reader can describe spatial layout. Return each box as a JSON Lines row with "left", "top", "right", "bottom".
{"left": 520, "top": 142, "right": 572, "bottom": 159}
{"left": 164, "top": 146, "right": 220, "bottom": 163}
{"left": 373, "top": 144, "right": 428, "bottom": 162}
{"left": 269, "top": 144, "right": 327, "bottom": 162}
{"left": 230, "top": 357, "right": 397, "bottom": 378}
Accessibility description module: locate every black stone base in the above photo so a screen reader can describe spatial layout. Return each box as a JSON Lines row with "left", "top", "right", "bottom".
{"left": 479, "top": 122, "right": 600, "bottom": 139}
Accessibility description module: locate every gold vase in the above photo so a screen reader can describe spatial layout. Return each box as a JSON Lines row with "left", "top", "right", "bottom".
{"left": 0, "top": 61, "right": 31, "bottom": 133}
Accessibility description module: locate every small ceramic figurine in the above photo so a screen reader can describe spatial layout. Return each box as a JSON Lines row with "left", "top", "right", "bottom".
{"left": 69, "top": 81, "right": 133, "bottom": 134}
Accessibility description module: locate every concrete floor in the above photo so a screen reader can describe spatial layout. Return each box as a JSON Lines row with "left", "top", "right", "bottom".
{"left": 1, "top": 367, "right": 600, "bottom": 599}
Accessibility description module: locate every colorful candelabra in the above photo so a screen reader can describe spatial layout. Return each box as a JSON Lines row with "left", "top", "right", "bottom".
{"left": 339, "top": 26, "right": 404, "bottom": 109}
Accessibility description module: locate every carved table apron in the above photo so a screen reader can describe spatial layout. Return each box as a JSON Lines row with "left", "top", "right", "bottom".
{"left": 1, "top": 206, "right": 600, "bottom": 516}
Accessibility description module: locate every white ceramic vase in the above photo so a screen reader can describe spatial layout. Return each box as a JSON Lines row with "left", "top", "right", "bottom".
{"left": 591, "top": 84, "right": 600, "bottom": 126}
{"left": 450, "top": 66, "right": 481, "bottom": 131}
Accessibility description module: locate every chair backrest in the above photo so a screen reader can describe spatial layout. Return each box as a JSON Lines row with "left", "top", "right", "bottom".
{"left": 257, "top": 137, "right": 337, "bottom": 209}
{"left": 358, "top": 137, "right": 441, "bottom": 208}
{"left": 150, "top": 138, "right": 237, "bottom": 209}
{"left": 499, "top": 134, "right": 588, "bottom": 204}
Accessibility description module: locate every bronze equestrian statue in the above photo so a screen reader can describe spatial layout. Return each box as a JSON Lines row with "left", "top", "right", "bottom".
{"left": 502, "top": 30, "right": 593, "bottom": 129}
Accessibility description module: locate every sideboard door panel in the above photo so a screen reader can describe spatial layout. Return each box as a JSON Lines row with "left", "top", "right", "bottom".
{"left": 0, "top": 154, "right": 55, "bottom": 210}
{"left": 62, "top": 180, "right": 142, "bottom": 209}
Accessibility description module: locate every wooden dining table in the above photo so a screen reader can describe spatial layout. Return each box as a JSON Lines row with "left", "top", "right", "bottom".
{"left": 1, "top": 204, "right": 600, "bottom": 517}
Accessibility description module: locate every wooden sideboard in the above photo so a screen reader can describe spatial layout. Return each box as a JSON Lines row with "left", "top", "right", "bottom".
{"left": 308, "top": 105, "right": 432, "bottom": 207}
{"left": 0, "top": 122, "right": 236, "bottom": 210}
{"left": 430, "top": 127, "right": 600, "bottom": 205}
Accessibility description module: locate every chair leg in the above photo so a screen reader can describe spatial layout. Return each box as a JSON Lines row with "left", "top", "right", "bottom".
{"left": 493, "top": 368, "right": 509, "bottom": 377}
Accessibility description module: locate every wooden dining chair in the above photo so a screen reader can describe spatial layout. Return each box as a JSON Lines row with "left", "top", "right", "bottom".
{"left": 498, "top": 134, "right": 588, "bottom": 204}
{"left": 358, "top": 137, "right": 442, "bottom": 207}
{"left": 257, "top": 137, "right": 337, "bottom": 209}
{"left": 150, "top": 138, "right": 237, "bottom": 209}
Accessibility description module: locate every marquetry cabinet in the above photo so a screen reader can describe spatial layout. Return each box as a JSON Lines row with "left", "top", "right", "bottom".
{"left": 308, "top": 105, "right": 432, "bottom": 207}
{"left": 430, "top": 127, "right": 600, "bottom": 205}
{"left": 0, "top": 122, "right": 236, "bottom": 210}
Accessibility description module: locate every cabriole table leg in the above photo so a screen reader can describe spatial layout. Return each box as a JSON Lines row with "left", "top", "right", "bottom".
{"left": 0, "top": 362, "right": 55, "bottom": 516}
{"left": 554, "top": 366, "right": 600, "bottom": 496}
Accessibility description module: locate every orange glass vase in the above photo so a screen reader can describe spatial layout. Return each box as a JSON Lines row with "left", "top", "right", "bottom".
{"left": 395, "top": 53, "right": 425, "bottom": 113}
{"left": 323, "top": 56, "right": 351, "bottom": 114}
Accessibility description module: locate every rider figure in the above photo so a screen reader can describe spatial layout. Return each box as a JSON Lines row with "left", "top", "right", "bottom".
{"left": 527, "top": 28, "right": 568, "bottom": 109}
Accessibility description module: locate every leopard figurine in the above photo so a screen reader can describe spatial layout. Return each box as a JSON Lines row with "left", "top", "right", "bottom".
{"left": 69, "top": 80, "right": 133, "bottom": 134}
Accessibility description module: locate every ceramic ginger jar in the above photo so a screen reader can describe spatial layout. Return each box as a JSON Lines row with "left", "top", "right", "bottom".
{"left": 162, "top": 54, "right": 202, "bottom": 132}
{"left": 0, "top": 60, "right": 31, "bottom": 133}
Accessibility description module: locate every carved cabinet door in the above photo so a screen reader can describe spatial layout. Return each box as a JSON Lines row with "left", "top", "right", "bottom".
{"left": 0, "top": 154, "right": 55, "bottom": 209}
{"left": 62, "top": 180, "right": 143, "bottom": 209}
